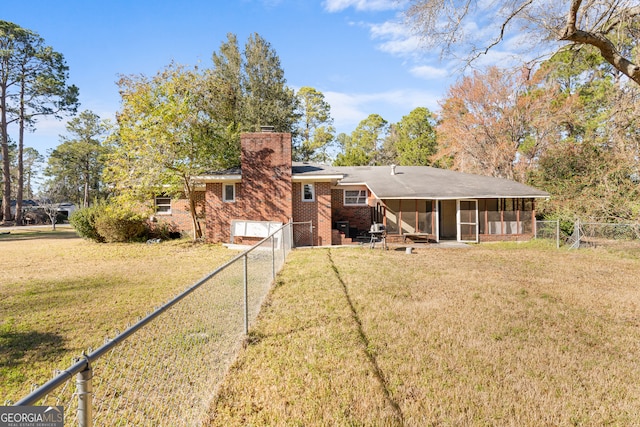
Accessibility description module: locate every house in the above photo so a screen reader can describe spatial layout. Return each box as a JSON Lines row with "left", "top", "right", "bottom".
{"left": 155, "top": 130, "right": 549, "bottom": 246}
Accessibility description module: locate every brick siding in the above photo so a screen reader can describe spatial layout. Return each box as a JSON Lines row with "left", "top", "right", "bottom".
{"left": 206, "top": 132, "right": 293, "bottom": 245}
{"left": 330, "top": 189, "right": 373, "bottom": 237}
{"left": 292, "top": 182, "right": 332, "bottom": 246}
{"left": 155, "top": 191, "right": 206, "bottom": 238}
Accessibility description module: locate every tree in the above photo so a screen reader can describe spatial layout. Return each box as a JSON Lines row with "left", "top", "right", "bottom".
{"left": 201, "top": 33, "right": 299, "bottom": 163}
{"left": 404, "top": 0, "right": 640, "bottom": 86}
{"left": 0, "top": 20, "right": 79, "bottom": 224}
{"left": 436, "top": 67, "right": 533, "bottom": 179}
{"left": 334, "top": 114, "right": 388, "bottom": 166}
{"left": 526, "top": 51, "right": 640, "bottom": 222}
{"left": 206, "top": 33, "right": 244, "bottom": 152}
{"left": 107, "top": 63, "right": 230, "bottom": 240}
{"left": 242, "top": 33, "right": 299, "bottom": 133}
{"left": 294, "top": 86, "right": 335, "bottom": 162}
{"left": 22, "top": 146, "right": 42, "bottom": 199}
{"left": 383, "top": 107, "right": 438, "bottom": 166}
{"left": 44, "top": 110, "right": 109, "bottom": 207}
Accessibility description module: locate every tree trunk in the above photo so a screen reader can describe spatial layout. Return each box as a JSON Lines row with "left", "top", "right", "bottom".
{"left": 561, "top": 1, "right": 640, "bottom": 86}
{"left": 183, "top": 177, "right": 202, "bottom": 240}
{"left": 1, "top": 82, "right": 11, "bottom": 223}
{"left": 15, "top": 91, "right": 25, "bottom": 226}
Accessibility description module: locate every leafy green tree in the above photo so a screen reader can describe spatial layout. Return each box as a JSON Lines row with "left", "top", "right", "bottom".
{"left": 294, "top": 86, "right": 335, "bottom": 162}
{"left": 242, "top": 33, "right": 299, "bottom": 133}
{"left": 22, "top": 146, "right": 42, "bottom": 200}
{"left": 527, "top": 49, "right": 640, "bottom": 222}
{"left": 44, "top": 110, "right": 109, "bottom": 207}
{"left": 334, "top": 114, "right": 388, "bottom": 166}
{"left": 384, "top": 107, "right": 438, "bottom": 166}
{"left": 107, "top": 63, "right": 231, "bottom": 239}
{"left": 201, "top": 33, "right": 299, "bottom": 165}
{"left": 207, "top": 33, "right": 244, "bottom": 151}
{"left": 0, "top": 20, "right": 79, "bottom": 224}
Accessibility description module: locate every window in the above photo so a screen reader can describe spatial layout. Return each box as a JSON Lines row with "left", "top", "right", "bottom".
{"left": 344, "top": 189, "right": 367, "bottom": 206}
{"left": 302, "top": 183, "right": 315, "bottom": 201}
{"left": 223, "top": 184, "right": 235, "bottom": 202}
{"left": 155, "top": 196, "right": 171, "bottom": 215}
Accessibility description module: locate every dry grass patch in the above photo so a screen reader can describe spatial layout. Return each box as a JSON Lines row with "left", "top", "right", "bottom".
{"left": 1, "top": 230, "right": 234, "bottom": 402}
{"left": 208, "top": 242, "right": 640, "bottom": 426}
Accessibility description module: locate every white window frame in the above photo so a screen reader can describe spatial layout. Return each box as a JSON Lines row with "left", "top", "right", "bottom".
{"left": 223, "top": 183, "right": 236, "bottom": 202}
{"left": 344, "top": 189, "right": 368, "bottom": 206}
{"left": 155, "top": 196, "right": 172, "bottom": 215}
{"left": 302, "top": 183, "right": 315, "bottom": 202}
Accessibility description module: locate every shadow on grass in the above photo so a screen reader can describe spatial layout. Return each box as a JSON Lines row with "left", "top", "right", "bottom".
{"left": 0, "top": 230, "right": 79, "bottom": 242}
{"left": 0, "top": 329, "right": 66, "bottom": 368}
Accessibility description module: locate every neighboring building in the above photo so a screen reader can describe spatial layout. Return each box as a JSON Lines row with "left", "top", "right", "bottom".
{"left": 155, "top": 130, "right": 549, "bottom": 246}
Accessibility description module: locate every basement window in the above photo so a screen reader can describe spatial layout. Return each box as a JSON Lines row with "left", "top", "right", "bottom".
{"left": 223, "top": 184, "right": 236, "bottom": 202}
{"left": 155, "top": 196, "right": 172, "bottom": 215}
{"left": 302, "top": 183, "right": 315, "bottom": 202}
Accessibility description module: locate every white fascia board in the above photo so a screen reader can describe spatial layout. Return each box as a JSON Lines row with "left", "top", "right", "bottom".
{"left": 292, "top": 174, "right": 343, "bottom": 183}
{"left": 378, "top": 195, "right": 549, "bottom": 200}
{"left": 192, "top": 175, "right": 242, "bottom": 183}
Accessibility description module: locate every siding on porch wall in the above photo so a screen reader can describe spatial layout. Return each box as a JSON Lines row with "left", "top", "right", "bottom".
{"left": 292, "top": 181, "right": 332, "bottom": 246}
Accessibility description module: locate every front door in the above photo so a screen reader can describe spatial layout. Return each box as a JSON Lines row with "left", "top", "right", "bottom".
{"left": 457, "top": 200, "right": 478, "bottom": 243}
{"left": 438, "top": 200, "right": 457, "bottom": 240}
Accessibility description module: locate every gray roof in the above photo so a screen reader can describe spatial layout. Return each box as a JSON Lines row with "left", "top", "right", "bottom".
{"left": 292, "top": 163, "right": 549, "bottom": 199}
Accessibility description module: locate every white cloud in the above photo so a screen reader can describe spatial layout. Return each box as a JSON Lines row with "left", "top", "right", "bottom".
{"left": 323, "top": 0, "right": 403, "bottom": 13}
{"left": 409, "top": 65, "right": 449, "bottom": 80}
{"left": 324, "top": 88, "right": 441, "bottom": 133}
{"left": 368, "top": 20, "right": 423, "bottom": 56}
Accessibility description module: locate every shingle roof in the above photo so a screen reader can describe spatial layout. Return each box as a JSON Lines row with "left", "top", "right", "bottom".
{"left": 292, "top": 163, "right": 549, "bottom": 199}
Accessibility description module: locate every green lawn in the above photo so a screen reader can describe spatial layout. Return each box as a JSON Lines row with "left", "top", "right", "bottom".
{"left": 206, "top": 242, "right": 640, "bottom": 426}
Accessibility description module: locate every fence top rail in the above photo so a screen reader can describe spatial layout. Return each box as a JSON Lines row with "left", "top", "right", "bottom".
{"left": 14, "top": 221, "right": 296, "bottom": 406}
{"left": 580, "top": 222, "right": 640, "bottom": 227}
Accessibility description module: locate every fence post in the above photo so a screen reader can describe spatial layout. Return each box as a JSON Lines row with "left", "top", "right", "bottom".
{"left": 272, "top": 235, "right": 276, "bottom": 280}
{"left": 556, "top": 219, "right": 560, "bottom": 249}
{"left": 243, "top": 254, "right": 248, "bottom": 335}
{"left": 76, "top": 364, "right": 93, "bottom": 427}
{"left": 309, "top": 221, "right": 314, "bottom": 247}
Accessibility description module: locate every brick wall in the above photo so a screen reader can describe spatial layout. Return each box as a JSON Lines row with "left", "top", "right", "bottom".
{"left": 330, "top": 189, "right": 372, "bottom": 236}
{"left": 292, "top": 182, "right": 332, "bottom": 246}
{"left": 205, "top": 132, "right": 293, "bottom": 244}
{"left": 155, "top": 191, "right": 206, "bottom": 238}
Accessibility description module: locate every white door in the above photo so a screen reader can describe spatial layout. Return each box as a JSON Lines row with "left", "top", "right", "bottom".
{"left": 457, "top": 200, "right": 478, "bottom": 243}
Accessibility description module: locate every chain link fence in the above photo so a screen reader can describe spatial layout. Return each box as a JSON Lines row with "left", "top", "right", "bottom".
{"left": 292, "top": 221, "right": 314, "bottom": 247}
{"left": 536, "top": 219, "right": 640, "bottom": 249}
{"left": 535, "top": 220, "right": 561, "bottom": 248}
{"left": 11, "top": 221, "right": 301, "bottom": 426}
{"left": 571, "top": 220, "right": 640, "bottom": 249}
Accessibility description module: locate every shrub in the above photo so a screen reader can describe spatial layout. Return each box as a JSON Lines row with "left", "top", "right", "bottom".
{"left": 148, "top": 222, "right": 182, "bottom": 240}
{"left": 94, "top": 208, "right": 149, "bottom": 243}
{"left": 70, "top": 205, "right": 105, "bottom": 242}
{"left": 71, "top": 204, "right": 152, "bottom": 243}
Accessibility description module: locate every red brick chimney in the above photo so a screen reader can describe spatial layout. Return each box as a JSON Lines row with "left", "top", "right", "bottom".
{"left": 239, "top": 130, "right": 293, "bottom": 223}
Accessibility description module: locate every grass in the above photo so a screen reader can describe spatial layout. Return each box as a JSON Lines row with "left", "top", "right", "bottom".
{"left": 4, "top": 230, "right": 640, "bottom": 424}
{"left": 0, "top": 228, "right": 235, "bottom": 403}
{"left": 206, "top": 241, "right": 640, "bottom": 426}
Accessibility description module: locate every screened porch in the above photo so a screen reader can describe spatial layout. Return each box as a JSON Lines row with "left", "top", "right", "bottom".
{"left": 381, "top": 198, "right": 537, "bottom": 243}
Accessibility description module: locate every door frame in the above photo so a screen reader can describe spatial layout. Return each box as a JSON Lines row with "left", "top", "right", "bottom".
{"left": 456, "top": 199, "right": 478, "bottom": 243}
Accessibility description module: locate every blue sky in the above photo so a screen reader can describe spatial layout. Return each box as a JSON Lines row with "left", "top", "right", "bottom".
{"left": 4, "top": 0, "right": 461, "bottom": 156}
